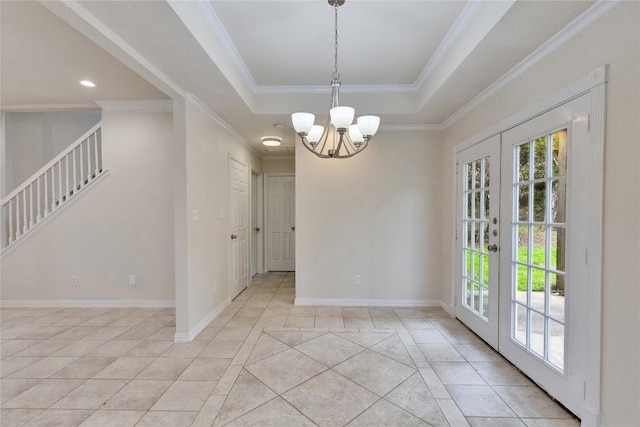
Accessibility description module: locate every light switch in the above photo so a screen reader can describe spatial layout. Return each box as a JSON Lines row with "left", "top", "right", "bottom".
{"left": 192, "top": 209, "right": 199, "bottom": 221}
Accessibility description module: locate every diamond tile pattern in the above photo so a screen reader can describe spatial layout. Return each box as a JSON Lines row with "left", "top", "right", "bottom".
{"left": 0, "top": 272, "right": 577, "bottom": 427}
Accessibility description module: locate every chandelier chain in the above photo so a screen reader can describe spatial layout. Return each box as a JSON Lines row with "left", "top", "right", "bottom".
{"left": 333, "top": 0, "right": 340, "bottom": 80}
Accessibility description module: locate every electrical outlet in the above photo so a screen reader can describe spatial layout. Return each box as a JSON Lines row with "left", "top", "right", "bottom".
{"left": 354, "top": 274, "right": 361, "bottom": 284}
{"left": 129, "top": 275, "right": 136, "bottom": 286}
{"left": 71, "top": 275, "right": 78, "bottom": 286}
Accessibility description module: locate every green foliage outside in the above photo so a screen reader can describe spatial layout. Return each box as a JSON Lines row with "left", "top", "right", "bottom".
{"left": 467, "top": 247, "right": 559, "bottom": 292}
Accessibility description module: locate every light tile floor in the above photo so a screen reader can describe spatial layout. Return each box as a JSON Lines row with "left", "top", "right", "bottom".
{"left": 0, "top": 272, "right": 579, "bottom": 426}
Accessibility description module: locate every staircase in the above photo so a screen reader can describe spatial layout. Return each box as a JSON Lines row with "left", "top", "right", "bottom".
{"left": 1, "top": 122, "right": 105, "bottom": 252}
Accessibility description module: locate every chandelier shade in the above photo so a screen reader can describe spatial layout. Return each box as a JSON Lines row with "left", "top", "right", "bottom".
{"left": 291, "top": 0, "right": 380, "bottom": 159}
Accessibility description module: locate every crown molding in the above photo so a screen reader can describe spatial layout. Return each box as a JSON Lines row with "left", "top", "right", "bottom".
{"left": 96, "top": 99, "right": 173, "bottom": 113}
{"left": 256, "top": 84, "right": 416, "bottom": 95}
{"left": 379, "top": 124, "right": 443, "bottom": 132}
{"left": 414, "top": 1, "right": 481, "bottom": 89}
{"left": 193, "top": 0, "right": 258, "bottom": 92}
{"left": 263, "top": 155, "right": 295, "bottom": 160}
{"left": 440, "top": 0, "right": 620, "bottom": 129}
{"left": 0, "top": 104, "right": 99, "bottom": 112}
{"left": 41, "top": 1, "right": 184, "bottom": 100}
{"left": 186, "top": 94, "right": 261, "bottom": 158}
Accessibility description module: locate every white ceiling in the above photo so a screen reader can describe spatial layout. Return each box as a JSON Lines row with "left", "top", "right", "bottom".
{"left": 1, "top": 0, "right": 599, "bottom": 156}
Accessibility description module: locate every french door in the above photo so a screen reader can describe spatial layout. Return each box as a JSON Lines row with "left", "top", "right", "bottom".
{"left": 456, "top": 94, "right": 590, "bottom": 417}
{"left": 455, "top": 135, "right": 500, "bottom": 349}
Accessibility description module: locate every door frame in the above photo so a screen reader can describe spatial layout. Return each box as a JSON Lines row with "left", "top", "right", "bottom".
{"left": 264, "top": 173, "right": 295, "bottom": 272}
{"left": 451, "top": 65, "right": 606, "bottom": 424}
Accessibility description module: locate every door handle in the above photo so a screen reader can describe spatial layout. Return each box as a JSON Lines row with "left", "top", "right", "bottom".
{"left": 487, "top": 244, "right": 498, "bottom": 252}
{"left": 291, "top": 226, "right": 295, "bottom": 231}
{"left": 231, "top": 234, "right": 237, "bottom": 240}
{"left": 255, "top": 227, "right": 260, "bottom": 232}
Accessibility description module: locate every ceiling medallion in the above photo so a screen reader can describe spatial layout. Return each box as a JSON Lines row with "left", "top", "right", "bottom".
{"left": 291, "top": 0, "right": 380, "bottom": 159}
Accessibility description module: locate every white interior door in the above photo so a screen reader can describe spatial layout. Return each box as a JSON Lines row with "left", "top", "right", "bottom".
{"left": 229, "top": 157, "right": 249, "bottom": 299}
{"left": 267, "top": 175, "right": 295, "bottom": 271}
{"left": 499, "top": 94, "right": 590, "bottom": 417}
{"left": 455, "top": 135, "right": 501, "bottom": 348}
{"left": 251, "top": 172, "right": 259, "bottom": 277}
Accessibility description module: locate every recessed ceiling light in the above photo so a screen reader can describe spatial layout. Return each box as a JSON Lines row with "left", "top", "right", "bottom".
{"left": 80, "top": 80, "right": 96, "bottom": 88}
{"left": 262, "top": 136, "right": 282, "bottom": 147}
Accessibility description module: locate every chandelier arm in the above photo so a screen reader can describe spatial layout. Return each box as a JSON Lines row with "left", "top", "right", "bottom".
{"left": 316, "top": 115, "right": 332, "bottom": 155}
{"left": 334, "top": 131, "right": 346, "bottom": 156}
{"left": 301, "top": 137, "right": 331, "bottom": 158}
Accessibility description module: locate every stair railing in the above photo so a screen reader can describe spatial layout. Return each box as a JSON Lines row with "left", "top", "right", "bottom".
{"left": 1, "top": 122, "right": 104, "bottom": 250}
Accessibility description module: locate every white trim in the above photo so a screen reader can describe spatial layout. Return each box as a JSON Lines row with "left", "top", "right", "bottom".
{"left": 0, "top": 104, "right": 100, "bottom": 112}
{"left": 414, "top": 1, "right": 481, "bottom": 89}
{"left": 379, "top": 124, "right": 443, "bottom": 132}
{"left": 96, "top": 100, "right": 173, "bottom": 113}
{"left": 256, "top": 84, "right": 415, "bottom": 95}
{"left": 186, "top": 94, "right": 261, "bottom": 158}
{"left": 174, "top": 298, "right": 230, "bottom": 343}
{"left": 295, "top": 298, "right": 443, "bottom": 308}
{"left": 442, "top": 1, "right": 619, "bottom": 129}
{"left": 194, "top": 0, "right": 258, "bottom": 93}
{"left": 582, "top": 70, "right": 606, "bottom": 426}
{"left": 41, "top": 1, "right": 184, "bottom": 99}
{"left": 262, "top": 155, "right": 295, "bottom": 160}
{"left": 0, "top": 299, "right": 174, "bottom": 308}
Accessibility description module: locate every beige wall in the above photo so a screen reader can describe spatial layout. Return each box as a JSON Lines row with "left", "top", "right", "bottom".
{"left": 296, "top": 130, "right": 443, "bottom": 303}
{"left": 1, "top": 111, "right": 175, "bottom": 302}
{"left": 440, "top": 3, "right": 639, "bottom": 424}
{"left": 174, "top": 98, "right": 263, "bottom": 336}
{"left": 3, "top": 110, "right": 101, "bottom": 195}
{"left": 263, "top": 158, "right": 294, "bottom": 174}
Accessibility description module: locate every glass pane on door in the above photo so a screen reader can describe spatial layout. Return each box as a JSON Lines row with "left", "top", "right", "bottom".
{"left": 510, "top": 129, "right": 567, "bottom": 372}
{"left": 462, "top": 156, "right": 491, "bottom": 320}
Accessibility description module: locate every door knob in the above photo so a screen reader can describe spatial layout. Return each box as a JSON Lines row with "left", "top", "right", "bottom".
{"left": 231, "top": 234, "right": 237, "bottom": 240}
{"left": 255, "top": 227, "right": 260, "bottom": 232}
{"left": 291, "top": 226, "right": 295, "bottom": 231}
{"left": 487, "top": 244, "right": 498, "bottom": 252}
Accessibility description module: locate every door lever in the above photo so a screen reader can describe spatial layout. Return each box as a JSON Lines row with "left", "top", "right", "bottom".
{"left": 230, "top": 234, "right": 237, "bottom": 240}
{"left": 487, "top": 244, "right": 498, "bottom": 252}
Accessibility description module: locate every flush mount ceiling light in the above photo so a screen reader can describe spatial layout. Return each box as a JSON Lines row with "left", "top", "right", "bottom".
{"left": 262, "top": 136, "right": 282, "bottom": 147}
{"left": 79, "top": 80, "right": 96, "bottom": 88}
{"left": 291, "top": 0, "right": 380, "bottom": 159}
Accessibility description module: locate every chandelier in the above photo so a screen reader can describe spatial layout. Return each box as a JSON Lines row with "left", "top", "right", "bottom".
{"left": 291, "top": 0, "right": 380, "bottom": 159}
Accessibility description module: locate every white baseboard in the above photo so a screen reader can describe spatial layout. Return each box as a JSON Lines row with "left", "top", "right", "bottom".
{"left": 579, "top": 405, "right": 600, "bottom": 427}
{"left": 0, "top": 299, "right": 175, "bottom": 308}
{"left": 294, "top": 298, "right": 444, "bottom": 308}
{"left": 174, "top": 298, "right": 230, "bottom": 343}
